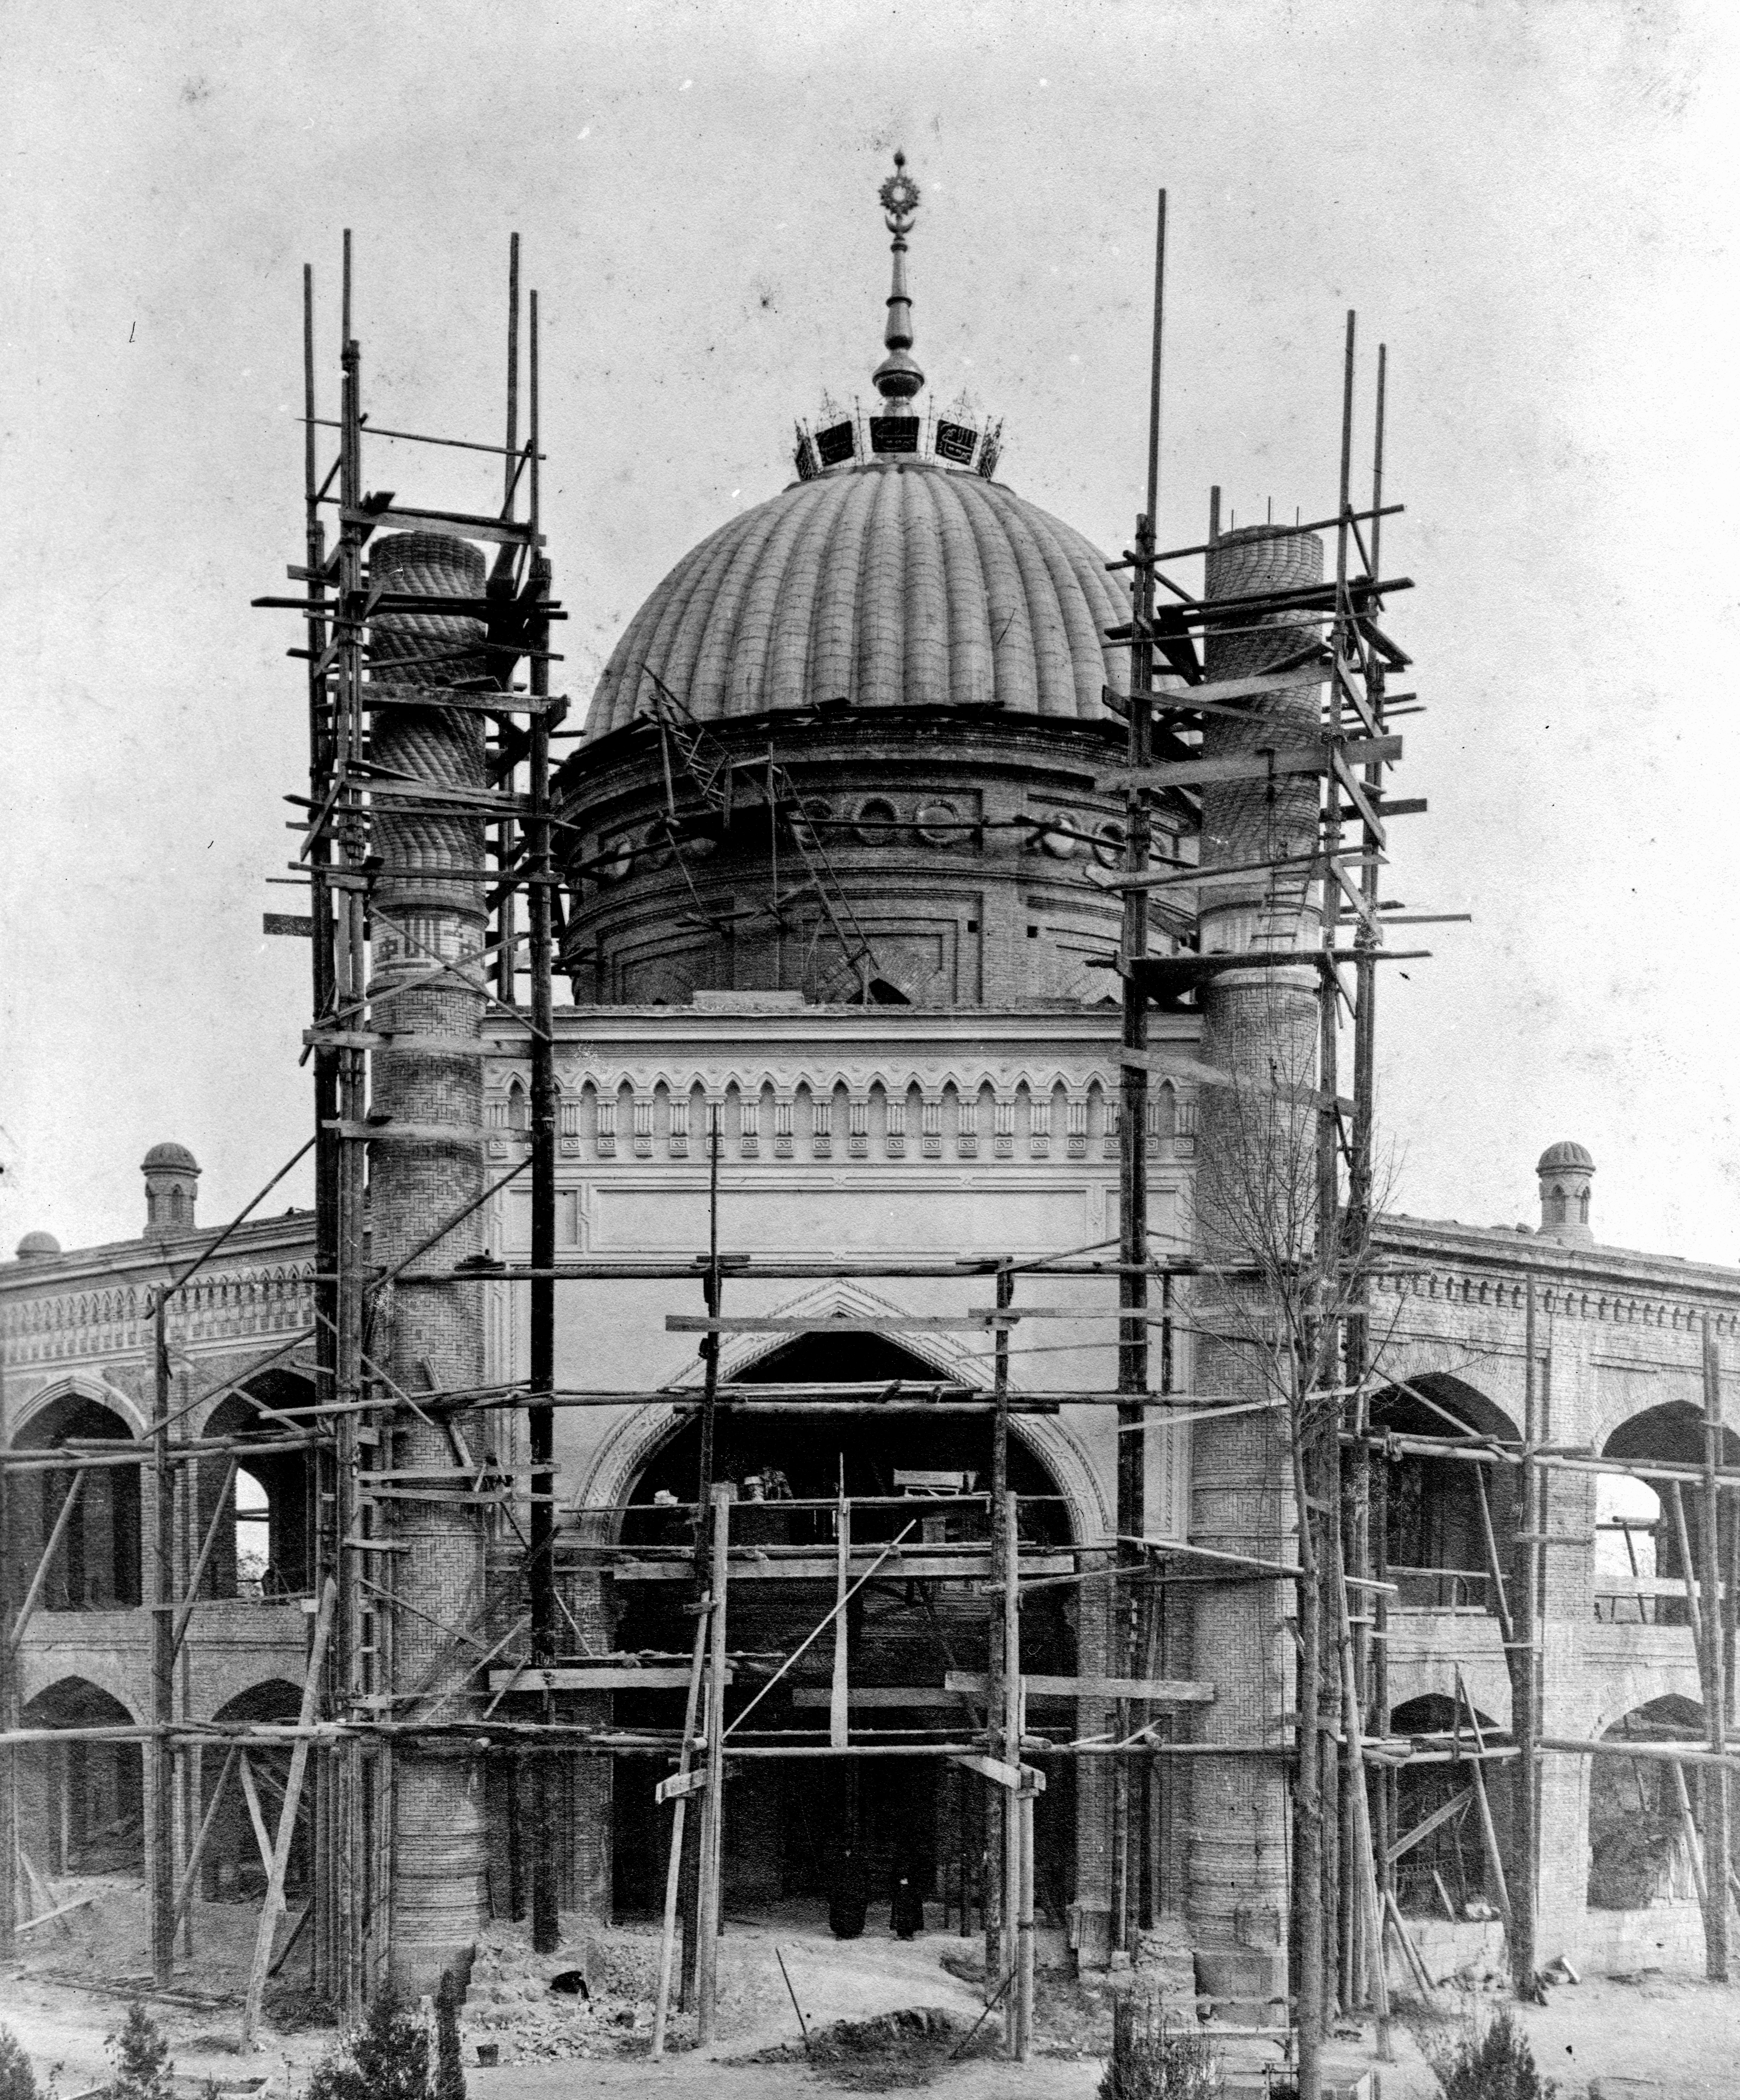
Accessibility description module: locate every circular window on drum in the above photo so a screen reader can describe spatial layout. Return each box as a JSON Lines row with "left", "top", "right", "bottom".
{"left": 1038, "top": 812, "right": 1080, "bottom": 859}
{"left": 1092, "top": 819, "right": 1126, "bottom": 870}
{"left": 788, "top": 798, "right": 833, "bottom": 850}
{"left": 915, "top": 798, "right": 963, "bottom": 847}
{"left": 854, "top": 796, "right": 901, "bottom": 844}
{"left": 596, "top": 834, "right": 635, "bottom": 882}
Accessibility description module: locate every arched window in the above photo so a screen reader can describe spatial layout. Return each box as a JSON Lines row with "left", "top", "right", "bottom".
{"left": 1593, "top": 1474, "right": 1662, "bottom": 1623}
{"left": 235, "top": 1471, "right": 271, "bottom": 1600}
{"left": 1600, "top": 1403, "right": 1740, "bottom": 1627}
{"left": 198, "top": 1373, "right": 316, "bottom": 1600}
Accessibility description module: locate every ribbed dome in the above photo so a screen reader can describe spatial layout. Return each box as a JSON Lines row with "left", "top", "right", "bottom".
{"left": 585, "top": 460, "right": 1131, "bottom": 738}
{"left": 15, "top": 1230, "right": 61, "bottom": 1261}
{"left": 142, "top": 1142, "right": 200, "bottom": 1172}
{"left": 1537, "top": 1141, "right": 1594, "bottom": 1174}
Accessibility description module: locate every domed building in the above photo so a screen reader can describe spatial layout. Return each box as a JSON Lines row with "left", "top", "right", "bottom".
{"left": 11, "top": 160, "right": 1740, "bottom": 2012}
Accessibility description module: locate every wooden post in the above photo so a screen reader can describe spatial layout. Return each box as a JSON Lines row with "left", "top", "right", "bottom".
{"left": 830, "top": 1485, "right": 850, "bottom": 1748}
{"left": 652, "top": 1608, "right": 710, "bottom": 2059}
{"left": 526, "top": 292, "right": 559, "bottom": 1957}
{"left": 1004, "top": 1490, "right": 1027, "bottom": 2056}
{"left": 1017, "top": 1786, "right": 1036, "bottom": 2063}
{"left": 0, "top": 1380, "right": 15, "bottom": 1964}
{"left": 1332, "top": 1533, "right": 1390, "bottom": 2054}
{"left": 1508, "top": 1280, "right": 1541, "bottom": 1996}
{"left": 1454, "top": 1671, "right": 1512, "bottom": 1926}
{"left": 696, "top": 1487, "right": 731, "bottom": 2045}
{"left": 244, "top": 1577, "right": 337, "bottom": 2044}
{"left": 1114, "top": 186, "right": 1166, "bottom": 1964}
{"left": 986, "top": 1268, "right": 1013, "bottom": 1988}
{"left": 1702, "top": 1321, "right": 1731, "bottom": 1978}
{"left": 173, "top": 1745, "right": 238, "bottom": 1928}
{"left": 1670, "top": 1758, "right": 1710, "bottom": 1912}
{"left": 150, "top": 1290, "right": 177, "bottom": 1985}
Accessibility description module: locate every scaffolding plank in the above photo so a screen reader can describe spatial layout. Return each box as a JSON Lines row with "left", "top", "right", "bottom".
{"left": 361, "top": 686, "right": 566, "bottom": 716}
{"left": 485, "top": 1665, "right": 731, "bottom": 1691}
{"left": 945, "top": 1671, "right": 1214, "bottom": 1704}
{"left": 342, "top": 503, "right": 538, "bottom": 546}
{"left": 1098, "top": 733, "right": 1401, "bottom": 796}
{"left": 1118, "top": 1047, "right": 1354, "bottom": 1116}
{"left": 950, "top": 1752, "right": 1046, "bottom": 1795}
{"left": 611, "top": 1552, "right": 1075, "bottom": 1583}
{"left": 666, "top": 1314, "right": 1019, "bottom": 1334}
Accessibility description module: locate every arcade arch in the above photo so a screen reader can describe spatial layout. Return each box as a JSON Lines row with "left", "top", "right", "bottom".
{"left": 1387, "top": 1694, "right": 1511, "bottom": 1920}
{"left": 1587, "top": 1695, "right": 1709, "bottom": 1910}
{"left": 1596, "top": 1405, "right": 1740, "bottom": 1629}
{"left": 604, "top": 1333, "right": 1080, "bottom": 1934}
{"left": 8, "top": 1386, "right": 141, "bottom": 1611}
{"left": 17, "top": 1679, "right": 142, "bottom": 1875}
{"left": 196, "top": 1371, "right": 316, "bottom": 1599}
{"left": 1370, "top": 1374, "right": 1517, "bottom": 1614}
{"left": 199, "top": 1680, "right": 310, "bottom": 1905}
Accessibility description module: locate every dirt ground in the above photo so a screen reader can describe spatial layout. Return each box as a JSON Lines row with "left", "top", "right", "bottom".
{"left": 4, "top": 1877, "right": 1740, "bottom": 2097}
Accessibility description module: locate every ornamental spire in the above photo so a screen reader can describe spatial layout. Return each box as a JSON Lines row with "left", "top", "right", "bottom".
{"left": 872, "top": 151, "right": 924, "bottom": 407}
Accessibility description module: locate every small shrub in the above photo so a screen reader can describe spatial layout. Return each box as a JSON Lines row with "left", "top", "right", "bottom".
{"left": 1430, "top": 2006, "right": 1556, "bottom": 2100}
{"left": 0, "top": 2025, "right": 39, "bottom": 2100}
{"left": 1098, "top": 1994, "right": 1220, "bottom": 2100}
{"left": 305, "top": 1989, "right": 430, "bottom": 2100}
{"left": 108, "top": 2004, "right": 174, "bottom": 2100}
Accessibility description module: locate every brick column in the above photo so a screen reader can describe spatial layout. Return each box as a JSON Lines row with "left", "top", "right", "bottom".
{"left": 1187, "top": 525, "right": 1324, "bottom": 2008}
{"left": 368, "top": 531, "right": 490, "bottom": 1994}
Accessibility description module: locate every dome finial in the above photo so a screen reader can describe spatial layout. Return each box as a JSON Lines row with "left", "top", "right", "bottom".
{"left": 873, "top": 151, "right": 925, "bottom": 407}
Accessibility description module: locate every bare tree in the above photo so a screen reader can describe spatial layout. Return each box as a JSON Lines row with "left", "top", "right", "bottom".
{"left": 1184, "top": 980, "right": 1404, "bottom": 2100}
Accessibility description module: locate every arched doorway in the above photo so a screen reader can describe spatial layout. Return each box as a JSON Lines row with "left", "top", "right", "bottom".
{"left": 607, "top": 1335, "right": 1079, "bottom": 1937}
{"left": 1597, "top": 1405, "right": 1740, "bottom": 1628}
{"left": 17, "top": 1680, "right": 143, "bottom": 1877}
{"left": 196, "top": 1373, "right": 316, "bottom": 1600}
{"left": 8, "top": 1390, "right": 141, "bottom": 1611}
{"left": 1388, "top": 1694, "right": 1511, "bottom": 1920}
{"left": 198, "top": 1681, "right": 310, "bottom": 1907}
{"left": 1588, "top": 1695, "right": 1707, "bottom": 1911}
{"left": 1370, "top": 1375, "right": 1517, "bottom": 1615}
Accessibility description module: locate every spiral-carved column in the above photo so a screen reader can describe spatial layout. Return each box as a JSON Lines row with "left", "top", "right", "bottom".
{"left": 366, "top": 531, "right": 490, "bottom": 1994}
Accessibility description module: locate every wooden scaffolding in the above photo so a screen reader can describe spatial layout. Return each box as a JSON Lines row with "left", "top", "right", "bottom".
{"left": 5, "top": 194, "right": 1734, "bottom": 2100}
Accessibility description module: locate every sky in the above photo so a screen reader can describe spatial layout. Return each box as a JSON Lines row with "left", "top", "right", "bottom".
{"left": 3, "top": 0, "right": 1739, "bottom": 1263}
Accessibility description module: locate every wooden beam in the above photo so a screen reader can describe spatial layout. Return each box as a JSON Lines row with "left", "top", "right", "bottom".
{"left": 172, "top": 1745, "right": 238, "bottom": 1929}
{"left": 667, "top": 1314, "right": 1019, "bottom": 1333}
{"left": 485, "top": 1665, "right": 731, "bottom": 1692}
{"left": 236, "top": 1754, "right": 275, "bottom": 1875}
{"left": 7, "top": 1471, "right": 86, "bottom": 1653}
{"left": 16, "top": 1894, "right": 97, "bottom": 1935}
{"left": 1119, "top": 1048, "right": 1354, "bottom": 1117}
{"left": 1098, "top": 733, "right": 1401, "bottom": 796}
{"left": 951, "top": 1751, "right": 1046, "bottom": 1795}
{"left": 650, "top": 1610, "right": 709, "bottom": 2060}
{"left": 242, "top": 1576, "right": 335, "bottom": 2044}
{"left": 1385, "top": 1785, "right": 1472, "bottom": 1865}
{"left": 945, "top": 1670, "right": 1214, "bottom": 1704}
{"left": 342, "top": 503, "right": 539, "bottom": 546}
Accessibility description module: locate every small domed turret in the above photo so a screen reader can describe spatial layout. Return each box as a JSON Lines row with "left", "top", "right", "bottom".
{"left": 1536, "top": 1141, "right": 1594, "bottom": 1245}
{"left": 15, "top": 1230, "right": 61, "bottom": 1263}
{"left": 142, "top": 1142, "right": 201, "bottom": 1237}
